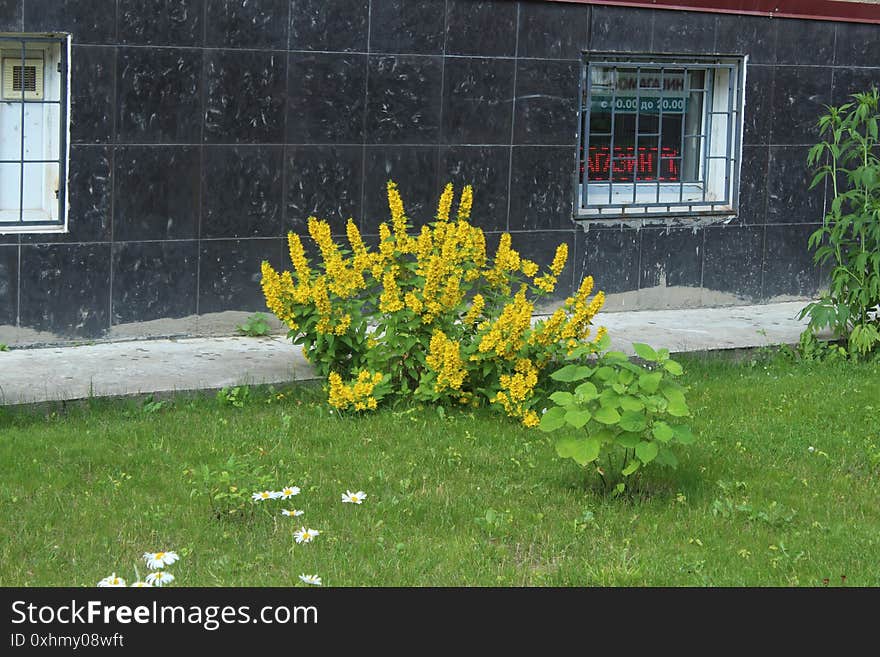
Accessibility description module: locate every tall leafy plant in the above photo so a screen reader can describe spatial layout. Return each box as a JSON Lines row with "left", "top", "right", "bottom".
{"left": 800, "top": 88, "right": 880, "bottom": 358}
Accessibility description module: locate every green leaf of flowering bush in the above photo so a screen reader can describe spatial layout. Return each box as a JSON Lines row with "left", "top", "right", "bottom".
{"left": 622, "top": 460, "right": 641, "bottom": 476}
{"left": 632, "top": 343, "right": 658, "bottom": 361}
{"left": 615, "top": 432, "right": 641, "bottom": 449}
{"left": 573, "top": 381, "right": 598, "bottom": 400}
{"left": 619, "top": 410, "right": 647, "bottom": 433}
{"left": 550, "top": 364, "right": 593, "bottom": 382}
{"left": 672, "top": 424, "right": 696, "bottom": 445}
{"left": 619, "top": 395, "right": 645, "bottom": 412}
{"left": 635, "top": 441, "right": 659, "bottom": 465}
{"left": 538, "top": 406, "right": 567, "bottom": 433}
{"left": 549, "top": 391, "right": 574, "bottom": 406}
{"left": 564, "top": 409, "right": 592, "bottom": 428}
{"left": 652, "top": 421, "right": 674, "bottom": 443}
{"left": 555, "top": 436, "right": 600, "bottom": 465}
{"left": 663, "top": 360, "right": 683, "bottom": 376}
{"left": 638, "top": 372, "right": 662, "bottom": 393}
{"left": 593, "top": 406, "right": 621, "bottom": 425}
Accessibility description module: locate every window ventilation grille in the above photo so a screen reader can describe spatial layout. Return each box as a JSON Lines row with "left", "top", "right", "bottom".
{"left": 2, "top": 57, "right": 44, "bottom": 100}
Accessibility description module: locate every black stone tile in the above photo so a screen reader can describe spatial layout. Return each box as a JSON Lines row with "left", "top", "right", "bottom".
{"left": 111, "top": 241, "right": 198, "bottom": 324}
{"left": 287, "top": 52, "right": 367, "bottom": 143}
{"left": 290, "top": 0, "right": 368, "bottom": 52}
{"left": 652, "top": 10, "right": 716, "bottom": 55}
{"left": 738, "top": 145, "right": 769, "bottom": 226}
{"left": 119, "top": 0, "right": 203, "bottom": 46}
{"left": 442, "top": 57, "right": 515, "bottom": 145}
{"left": 513, "top": 59, "right": 579, "bottom": 145}
{"left": 0, "top": 0, "right": 21, "bottom": 31}
{"left": 573, "top": 227, "right": 640, "bottom": 296}
{"left": 518, "top": 0, "right": 588, "bottom": 60}
{"left": 589, "top": 5, "right": 653, "bottom": 53}
{"left": 509, "top": 146, "right": 575, "bottom": 231}
{"left": 776, "top": 18, "right": 835, "bottom": 66}
{"left": 113, "top": 146, "right": 200, "bottom": 242}
{"left": 362, "top": 145, "right": 438, "bottom": 230}
{"left": 702, "top": 225, "right": 764, "bottom": 301}
{"left": 831, "top": 67, "right": 880, "bottom": 107}
{"left": 70, "top": 46, "right": 115, "bottom": 145}
{"left": 205, "top": 0, "right": 289, "bottom": 49}
{"left": 639, "top": 227, "right": 702, "bottom": 291}
{"left": 770, "top": 66, "right": 832, "bottom": 146}
{"left": 198, "top": 238, "right": 286, "bottom": 314}
{"left": 24, "top": 0, "right": 116, "bottom": 44}
{"left": 767, "top": 146, "right": 825, "bottom": 225}
{"left": 438, "top": 145, "right": 510, "bottom": 231}
{"left": 24, "top": 146, "right": 112, "bottom": 244}
{"left": 365, "top": 55, "right": 443, "bottom": 144}
{"left": 369, "top": 0, "right": 445, "bottom": 55}
{"left": 202, "top": 145, "right": 283, "bottom": 238}
{"left": 743, "top": 64, "right": 773, "bottom": 146}
{"left": 19, "top": 243, "right": 110, "bottom": 338}
{"left": 285, "top": 144, "right": 363, "bottom": 235}
{"left": 715, "top": 13, "right": 776, "bottom": 64}
{"left": 512, "top": 230, "right": 576, "bottom": 304}
{"left": 834, "top": 23, "right": 880, "bottom": 68}
{"left": 116, "top": 47, "right": 202, "bottom": 144}
{"left": 445, "top": 0, "right": 517, "bottom": 58}
{"left": 762, "top": 223, "right": 820, "bottom": 299}
{"left": 204, "top": 50, "right": 286, "bottom": 144}
{"left": 0, "top": 244, "right": 17, "bottom": 326}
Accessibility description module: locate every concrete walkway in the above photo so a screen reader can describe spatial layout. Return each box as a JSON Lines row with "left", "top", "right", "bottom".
{"left": 0, "top": 301, "right": 813, "bottom": 406}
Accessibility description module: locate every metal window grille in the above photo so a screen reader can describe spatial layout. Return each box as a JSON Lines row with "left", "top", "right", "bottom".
{"left": 0, "top": 34, "right": 69, "bottom": 232}
{"left": 575, "top": 53, "right": 744, "bottom": 218}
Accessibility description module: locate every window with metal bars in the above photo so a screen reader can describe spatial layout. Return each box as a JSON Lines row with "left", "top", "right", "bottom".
{"left": 0, "top": 34, "right": 70, "bottom": 233}
{"left": 575, "top": 53, "right": 745, "bottom": 219}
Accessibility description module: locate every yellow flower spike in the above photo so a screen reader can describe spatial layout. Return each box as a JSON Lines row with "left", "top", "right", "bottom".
{"left": 386, "top": 180, "right": 413, "bottom": 251}
{"left": 457, "top": 185, "right": 474, "bottom": 222}
{"left": 576, "top": 275, "right": 595, "bottom": 299}
{"left": 522, "top": 410, "right": 540, "bottom": 428}
{"left": 416, "top": 225, "right": 433, "bottom": 262}
{"left": 520, "top": 259, "right": 539, "bottom": 278}
{"left": 437, "top": 182, "right": 454, "bottom": 222}
{"left": 426, "top": 330, "right": 467, "bottom": 393}
{"left": 379, "top": 270, "right": 404, "bottom": 313}
{"left": 287, "top": 232, "right": 312, "bottom": 283}
{"left": 346, "top": 218, "right": 369, "bottom": 263}
{"left": 550, "top": 243, "right": 568, "bottom": 277}
{"left": 533, "top": 274, "right": 557, "bottom": 294}
{"left": 463, "top": 294, "right": 485, "bottom": 327}
{"left": 405, "top": 291, "right": 424, "bottom": 315}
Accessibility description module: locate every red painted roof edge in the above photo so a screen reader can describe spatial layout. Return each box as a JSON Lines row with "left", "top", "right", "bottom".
{"left": 544, "top": 0, "right": 880, "bottom": 25}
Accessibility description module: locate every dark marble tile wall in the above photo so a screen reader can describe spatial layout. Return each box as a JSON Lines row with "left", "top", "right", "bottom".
{"left": 0, "top": 0, "right": 876, "bottom": 344}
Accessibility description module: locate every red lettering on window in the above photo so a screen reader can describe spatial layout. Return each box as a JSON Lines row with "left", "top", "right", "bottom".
{"left": 582, "top": 145, "right": 680, "bottom": 182}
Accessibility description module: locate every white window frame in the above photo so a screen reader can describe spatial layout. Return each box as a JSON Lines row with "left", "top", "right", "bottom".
{"left": 0, "top": 33, "right": 71, "bottom": 234}
{"left": 575, "top": 52, "right": 746, "bottom": 219}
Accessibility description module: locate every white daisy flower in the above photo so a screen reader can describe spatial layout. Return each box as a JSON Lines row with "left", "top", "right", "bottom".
{"left": 145, "top": 571, "right": 175, "bottom": 587}
{"left": 293, "top": 527, "right": 320, "bottom": 544}
{"left": 252, "top": 490, "right": 280, "bottom": 501}
{"left": 278, "top": 486, "right": 301, "bottom": 499}
{"left": 143, "top": 551, "right": 179, "bottom": 570}
{"left": 281, "top": 509, "right": 304, "bottom": 517}
{"left": 130, "top": 581, "right": 152, "bottom": 587}
{"left": 299, "top": 574, "right": 322, "bottom": 586}
{"left": 97, "top": 573, "right": 126, "bottom": 587}
{"left": 342, "top": 490, "right": 367, "bottom": 504}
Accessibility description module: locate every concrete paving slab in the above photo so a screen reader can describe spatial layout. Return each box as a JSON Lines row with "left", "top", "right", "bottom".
{"left": 0, "top": 301, "right": 816, "bottom": 406}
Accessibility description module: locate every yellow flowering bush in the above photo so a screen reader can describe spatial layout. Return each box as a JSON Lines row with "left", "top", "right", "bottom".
{"left": 261, "top": 181, "right": 607, "bottom": 424}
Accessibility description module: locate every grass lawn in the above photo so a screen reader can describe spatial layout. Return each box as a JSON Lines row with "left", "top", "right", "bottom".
{"left": 1, "top": 351, "right": 878, "bottom": 587}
